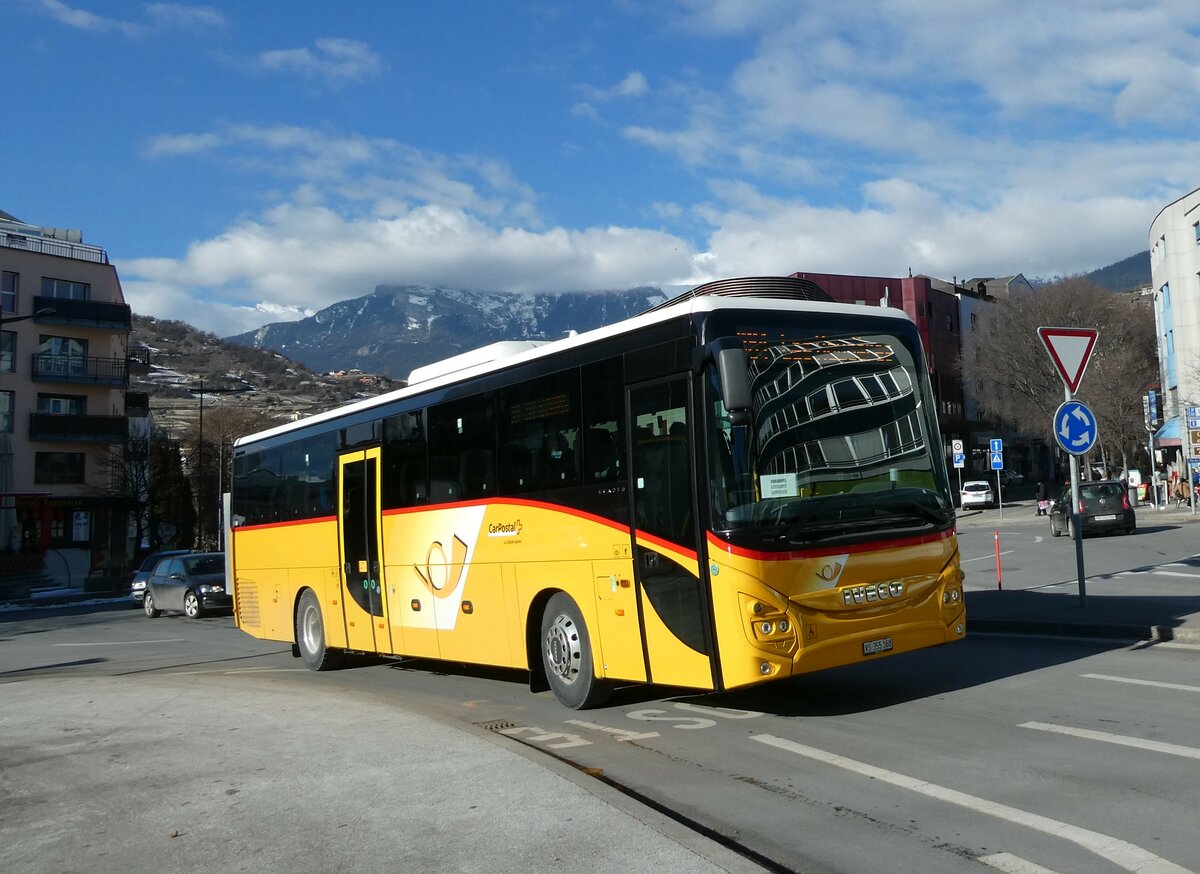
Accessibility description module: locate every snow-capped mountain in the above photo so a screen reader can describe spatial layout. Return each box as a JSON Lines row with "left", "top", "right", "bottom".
{"left": 225, "top": 284, "right": 669, "bottom": 378}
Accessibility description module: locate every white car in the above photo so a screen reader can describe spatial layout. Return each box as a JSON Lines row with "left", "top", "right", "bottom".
{"left": 960, "top": 480, "right": 995, "bottom": 509}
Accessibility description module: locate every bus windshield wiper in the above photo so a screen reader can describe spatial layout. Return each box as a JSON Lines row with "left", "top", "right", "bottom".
{"left": 777, "top": 501, "right": 949, "bottom": 544}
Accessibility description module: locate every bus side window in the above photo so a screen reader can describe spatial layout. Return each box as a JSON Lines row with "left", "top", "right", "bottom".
{"left": 500, "top": 443, "right": 534, "bottom": 491}
{"left": 538, "top": 432, "right": 577, "bottom": 487}
{"left": 382, "top": 410, "right": 427, "bottom": 509}
{"left": 460, "top": 449, "right": 495, "bottom": 499}
{"left": 585, "top": 428, "right": 619, "bottom": 481}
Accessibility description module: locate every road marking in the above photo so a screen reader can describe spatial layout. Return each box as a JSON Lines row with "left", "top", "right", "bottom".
{"left": 1021, "top": 722, "right": 1200, "bottom": 761}
{"left": 1082, "top": 673, "right": 1200, "bottom": 694}
{"left": 54, "top": 639, "right": 185, "bottom": 646}
{"left": 963, "top": 550, "right": 1014, "bottom": 563}
{"left": 1151, "top": 570, "right": 1200, "bottom": 579}
{"left": 1033, "top": 536, "right": 1043, "bottom": 544}
{"left": 750, "top": 734, "right": 1192, "bottom": 874}
{"left": 565, "top": 719, "right": 660, "bottom": 742}
{"left": 979, "top": 853, "right": 1060, "bottom": 873}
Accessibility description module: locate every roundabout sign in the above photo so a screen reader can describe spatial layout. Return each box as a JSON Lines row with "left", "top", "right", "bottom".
{"left": 1053, "top": 399, "right": 1098, "bottom": 456}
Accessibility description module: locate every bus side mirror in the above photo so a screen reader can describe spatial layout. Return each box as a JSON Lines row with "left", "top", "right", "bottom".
{"left": 717, "top": 347, "right": 752, "bottom": 426}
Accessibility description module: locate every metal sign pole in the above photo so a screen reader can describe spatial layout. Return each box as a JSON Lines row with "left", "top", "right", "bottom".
{"left": 1066, "top": 385, "right": 1086, "bottom": 607}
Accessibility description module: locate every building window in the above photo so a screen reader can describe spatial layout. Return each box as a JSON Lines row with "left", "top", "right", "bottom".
{"left": 37, "top": 393, "right": 86, "bottom": 415}
{"left": 37, "top": 335, "right": 87, "bottom": 376}
{"left": 0, "top": 390, "right": 12, "bottom": 432}
{"left": 34, "top": 452, "right": 85, "bottom": 484}
{"left": 0, "top": 331, "right": 14, "bottom": 373}
{"left": 970, "top": 312, "right": 978, "bottom": 331}
{"left": 1194, "top": 222, "right": 1199, "bottom": 245}
{"left": 1, "top": 271, "right": 16, "bottom": 313}
{"left": 41, "top": 277, "right": 90, "bottom": 300}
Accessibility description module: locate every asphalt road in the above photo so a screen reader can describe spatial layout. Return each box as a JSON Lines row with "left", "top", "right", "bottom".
{"left": 2, "top": 519, "right": 1198, "bottom": 873}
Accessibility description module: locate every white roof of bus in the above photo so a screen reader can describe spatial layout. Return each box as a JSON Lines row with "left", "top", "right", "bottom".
{"left": 234, "top": 292, "right": 916, "bottom": 448}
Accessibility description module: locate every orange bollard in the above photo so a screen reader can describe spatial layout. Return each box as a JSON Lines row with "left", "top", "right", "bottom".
{"left": 994, "top": 530, "right": 1002, "bottom": 590}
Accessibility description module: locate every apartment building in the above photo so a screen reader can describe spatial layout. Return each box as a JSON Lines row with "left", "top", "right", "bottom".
{"left": 0, "top": 209, "right": 132, "bottom": 585}
{"left": 1149, "top": 188, "right": 1200, "bottom": 467}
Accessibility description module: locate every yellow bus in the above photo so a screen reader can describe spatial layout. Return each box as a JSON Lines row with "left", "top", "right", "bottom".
{"left": 228, "top": 276, "right": 965, "bottom": 708}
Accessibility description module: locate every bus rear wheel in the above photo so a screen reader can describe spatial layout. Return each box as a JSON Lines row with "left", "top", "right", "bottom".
{"left": 295, "top": 589, "right": 344, "bottom": 671}
{"left": 540, "top": 593, "right": 610, "bottom": 709}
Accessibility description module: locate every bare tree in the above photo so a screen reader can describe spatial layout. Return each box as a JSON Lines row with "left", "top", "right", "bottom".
{"left": 179, "top": 405, "right": 278, "bottom": 550}
{"left": 970, "top": 278, "right": 1158, "bottom": 474}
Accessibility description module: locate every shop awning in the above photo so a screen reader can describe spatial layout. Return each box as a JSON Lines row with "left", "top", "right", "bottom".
{"left": 1154, "top": 417, "right": 1181, "bottom": 447}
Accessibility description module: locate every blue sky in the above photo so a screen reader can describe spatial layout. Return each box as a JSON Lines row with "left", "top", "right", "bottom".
{"left": 4, "top": 0, "right": 1199, "bottom": 337}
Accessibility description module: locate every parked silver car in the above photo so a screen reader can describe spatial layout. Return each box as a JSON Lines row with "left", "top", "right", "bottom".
{"left": 143, "top": 552, "right": 231, "bottom": 618}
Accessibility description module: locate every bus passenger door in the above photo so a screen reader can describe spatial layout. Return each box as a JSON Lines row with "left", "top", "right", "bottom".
{"left": 627, "top": 378, "right": 715, "bottom": 691}
{"left": 338, "top": 449, "right": 393, "bottom": 655}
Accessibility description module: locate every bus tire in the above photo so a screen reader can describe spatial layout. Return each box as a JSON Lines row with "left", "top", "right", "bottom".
{"left": 295, "top": 589, "right": 344, "bottom": 671}
{"left": 540, "top": 592, "right": 611, "bottom": 709}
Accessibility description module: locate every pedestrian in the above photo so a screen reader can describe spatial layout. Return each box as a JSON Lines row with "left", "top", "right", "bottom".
{"left": 1035, "top": 481, "right": 1048, "bottom": 516}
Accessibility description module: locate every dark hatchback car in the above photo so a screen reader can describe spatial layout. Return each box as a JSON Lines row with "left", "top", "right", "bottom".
{"left": 1050, "top": 480, "right": 1136, "bottom": 538}
{"left": 143, "top": 552, "right": 231, "bottom": 618}
{"left": 129, "top": 549, "right": 192, "bottom": 606}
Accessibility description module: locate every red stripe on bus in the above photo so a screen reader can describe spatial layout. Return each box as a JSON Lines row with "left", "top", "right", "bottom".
{"left": 233, "top": 515, "right": 337, "bottom": 533}
{"left": 633, "top": 530, "right": 699, "bottom": 563}
{"left": 706, "top": 527, "right": 953, "bottom": 561}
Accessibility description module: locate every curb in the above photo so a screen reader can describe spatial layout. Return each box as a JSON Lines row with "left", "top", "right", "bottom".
{"left": 970, "top": 619, "right": 1200, "bottom": 645}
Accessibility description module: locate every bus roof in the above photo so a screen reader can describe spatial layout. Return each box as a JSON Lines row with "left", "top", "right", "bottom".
{"left": 234, "top": 285, "right": 916, "bottom": 449}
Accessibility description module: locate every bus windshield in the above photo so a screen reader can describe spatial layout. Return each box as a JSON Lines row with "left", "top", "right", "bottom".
{"left": 707, "top": 319, "right": 954, "bottom": 549}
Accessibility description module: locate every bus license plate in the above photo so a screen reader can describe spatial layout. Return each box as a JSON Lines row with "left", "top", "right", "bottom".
{"left": 863, "top": 637, "right": 893, "bottom": 656}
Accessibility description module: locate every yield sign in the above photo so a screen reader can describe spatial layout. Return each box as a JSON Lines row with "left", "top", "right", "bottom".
{"left": 1038, "top": 326, "right": 1099, "bottom": 394}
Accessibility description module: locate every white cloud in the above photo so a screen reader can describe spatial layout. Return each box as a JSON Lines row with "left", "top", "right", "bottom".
{"left": 32, "top": 0, "right": 226, "bottom": 36}
{"left": 143, "top": 132, "right": 222, "bottom": 157}
{"left": 119, "top": 200, "right": 699, "bottom": 335}
{"left": 33, "top": 0, "right": 142, "bottom": 36}
{"left": 258, "top": 38, "right": 385, "bottom": 85}
{"left": 144, "top": 4, "right": 227, "bottom": 30}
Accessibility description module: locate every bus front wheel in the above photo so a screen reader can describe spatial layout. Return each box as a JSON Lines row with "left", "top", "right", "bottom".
{"left": 540, "top": 593, "right": 611, "bottom": 709}
{"left": 295, "top": 589, "right": 344, "bottom": 671}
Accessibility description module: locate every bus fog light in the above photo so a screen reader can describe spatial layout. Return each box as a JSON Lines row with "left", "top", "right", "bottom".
{"left": 753, "top": 602, "right": 764, "bottom": 614}
{"left": 942, "top": 592, "right": 949, "bottom": 604}
{"left": 777, "top": 619, "right": 790, "bottom": 633}
{"left": 955, "top": 624, "right": 964, "bottom": 635}
{"left": 759, "top": 621, "right": 773, "bottom": 634}
{"left": 759, "top": 661, "right": 771, "bottom": 675}
{"left": 951, "top": 589, "right": 960, "bottom": 602}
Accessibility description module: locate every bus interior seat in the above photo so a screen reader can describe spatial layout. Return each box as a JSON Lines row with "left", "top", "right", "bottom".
{"left": 501, "top": 444, "right": 534, "bottom": 490}
{"left": 399, "top": 461, "right": 428, "bottom": 504}
{"left": 429, "top": 456, "right": 458, "bottom": 502}
{"left": 459, "top": 449, "right": 495, "bottom": 499}
{"left": 585, "top": 428, "right": 619, "bottom": 480}
{"left": 538, "top": 433, "right": 576, "bottom": 486}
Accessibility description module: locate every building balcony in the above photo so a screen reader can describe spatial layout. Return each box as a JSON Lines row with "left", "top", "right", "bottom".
{"left": 29, "top": 412, "right": 127, "bottom": 443}
{"left": 33, "top": 296, "right": 132, "bottom": 331}
{"left": 31, "top": 353, "right": 129, "bottom": 386}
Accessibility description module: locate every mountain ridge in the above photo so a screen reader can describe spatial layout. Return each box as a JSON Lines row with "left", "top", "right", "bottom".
{"left": 223, "top": 253, "right": 1154, "bottom": 376}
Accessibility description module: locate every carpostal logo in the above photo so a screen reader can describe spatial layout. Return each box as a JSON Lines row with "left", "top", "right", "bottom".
{"left": 487, "top": 519, "right": 523, "bottom": 538}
